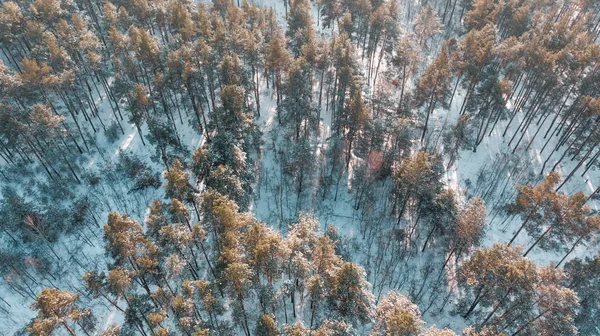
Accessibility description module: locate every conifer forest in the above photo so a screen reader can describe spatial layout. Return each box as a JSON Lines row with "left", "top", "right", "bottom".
{"left": 1, "top": 0, "right": 600, "bottom": 335}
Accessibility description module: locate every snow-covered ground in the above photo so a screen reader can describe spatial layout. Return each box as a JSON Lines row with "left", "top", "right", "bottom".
{"left": 1, "top": 1, "right": 599, "bottom": 334}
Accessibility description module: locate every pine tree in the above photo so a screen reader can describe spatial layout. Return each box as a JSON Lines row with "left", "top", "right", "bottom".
{"left": 444, "top": 115, "right": 475, "bottom": 169}
{"left": 366, "top": 0, "right": 399, "bottom": 88}
{"left": 507, "top": 172, "right": 561, "bottom": 245}
{"left": 164, "top": 159, "right": 196, "bottom": 204}
{"left": 421, "top": 189, "right": 458, "bottom": 252}
{"left": 279, "top": 57, "right": 316, "bottom": 140}
{"left": 392, "top": 151, "right": 444, "bottom": 227}
{"left": 391, "top": 36, "right": 421, "bottom": 111}
{"left": 192, "top": 147, "right": 211, "bottom": 183}
{"left": 564, "top": 256, "right": 600, "bottom": 335}
{"left": 414, "top": 41, "right": 453, "bottom": 142}
{"left": 223, "top": 262, "right": 253, "bottom": 336}
{"left": 128, "top": 83, "right": 150, "bottom": 146}
{"left": 320, "top": 0, "right": 342, "bottom": 29}
{"left": 421, "top": 328, "right": 458, "bottom": 336}
{"left": 206, "top": 164, "right": 249, "bottom": 210}
{"left": 286, "top": 0, "right": 316, "bottom": 57}
{"left": 504, "top": 173, "right": 598, "bottom": 261}
{"left": 182, "top": 279, "right": 224, "bottom": 332}
{"left": 462, "top": 326, "right": 506, "bottom": 336}
{"left": 312, "top": 320, "right": 352, "bottom": 335}
{"left": 342, "top": 90, "right": 368, "bottom": 167}
{"left": 83, "top": 271, "right": 127, "bottom": 314}
{"left": 283, "top": 322, "right": 309, "bottom": 336}
{"left": 516, "top": 266, "right": 578, "bottom": 336}
{"left": 442, "top": 197, "right": 486, "bottom": 271}
{"left": 327, "top": 261, "right": 374, "bottom": 326}
{"left": 371, "top": 290, "right": 423, "bottom": 336}
{"left": 0, "top": 3, "right": 25, "bottom": 70}
{"left": 413, "top": 5, "right": 443, "bottom": 48}
{"left": 244, "top": 221, "right": 288, "bottom": 287}
{"left": 98, "top": 325, "right": 121, "bottom": 336}
{"left": 464, "top": 0, "right": 502, "bottom": 31}
{"left": 451, "top": 24, "right": 498, "bottom": 117}
{"left": 28, "top": 288, "right": 94, "bottom": 336}
{"left": 266, "top": 31, "right": 291, "bottom": 110}
{"left": 283, "top": 214, "right": 320, "bottom": 320}
{"left": 103, "top": 212, "right": 160, "bottom": 307}
{"left": 283, "top": 320, "right": 351, "bottom": 335}
{"left": 255, "top": 314, "right": 280, "bottom": 336}
{"left": 460, "top": 244, "right": 537, "bottom": 321}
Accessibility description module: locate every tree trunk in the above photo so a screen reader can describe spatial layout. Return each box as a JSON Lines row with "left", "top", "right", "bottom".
{"left": 510, "top": 309, "right": 550, "bottom": 336}
{"left": 61, "top": 322, "right": 77, "bottom": 336}
{"left": 462, "top": 285, "right": 486, "bottom": 318}
{"left": 555, "top": 235, "right": 584, "bottom": 268}
{"left": 523, "top": 225, "right": 552, "bottom": 257}
{"left": 508, "top": 211, "right": 534, "bottom": 245}
{"left": 421, "top": 94, "right": 437, "bottom": 142}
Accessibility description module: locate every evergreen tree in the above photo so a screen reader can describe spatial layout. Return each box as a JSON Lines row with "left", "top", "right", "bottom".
{"left": 413, "top": 5, "right": 443, "bottom": 48}
{"left": 266, "top": 31, "right": 291, "bottom": 110}
{"left": 452, "top": 24, "right": 498, "bottom": 117}
{"left": 391, "top": 36, "right": 421, "bottom": 111}
{"left": 256, "top": 314, "right": 280, "bottom": 336}
{"left": 565, "top": 256, "right": 600, "bottom": 335}
{"left": 223, "top": 262, "right": 253, "bottom": 336}
{"left": 421, "top": 328, "right": 458, "bottom": 336}
{"left": 371, "top": 290, "right": 423, "bottom": 336}
{"left": 164, "top": 159, "right": 198, "bottom": 209}
{"left": 328, "top": 261, "right": 374, "bottom": 326}
{"left": 279, "top": 57, "right": 317, "bottom": 140}
{"left": 28, "top": 288, "right": 94, "bottom": 336}
{"left": 460, "top": 244, "right": 537, "bottom": 321}
{"left": 392, "top": 151, "right": 444, "bottom": 228}
{"left": 286, "top": 0, "right": 316, "bottom": 57}
{"left": 414, "top": 41, "right": 453, "bottom": 142}
{"left": 442, "top": 197, "right": 486, "bottom": 271}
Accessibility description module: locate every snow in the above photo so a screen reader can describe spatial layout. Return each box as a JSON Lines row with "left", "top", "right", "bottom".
{"left": 1, "top": 1, "right": 599, "bottom": 335}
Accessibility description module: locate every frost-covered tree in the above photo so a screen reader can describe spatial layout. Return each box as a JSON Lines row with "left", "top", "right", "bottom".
{"left": 279, "top": 57, "right": 317, "bottom": 140}
{"left": 28, "top": 288, "right": 94, "bottom": 336}
{"left": 516, "top": 267, "right": 578, "bottom": 336}
{"left": 442, "top": 197, "right": 486, "bottom": 271}
{"left": 392, "top": 151, "right": 444, "bottom": 228}
{"left": 371, "top": 290, "right": 423, "bottom": 336}
{"left": 565, "top": 255, "right": 600, "bottom": 335}
{"left": 443, "top": 115, "right": 475, "bottom": 168}
{"left": 451, "top": 24, "right": 497, "bottom": 116}
{"left": 460, "top": 244, "right": 579, "bottom": 334}
{"left": 392, "top": 36, "right": 421, "bottom": 110}
{"left": 508, "top": 172, "right": 560, "bottom": 245}
{"left": 256, "top": 314, "right": 280, "bottom": 336}
{"left": 286, "top": 0, "right": 316, "bottom": 57}
{"left": 224, "top": 262, "right": 253, "bottom": 336}
{"left": 266, "top": 31, "right": 291, "bottom": 109}
{"left": 462, "top": 326, "right": 506, "bottom": 336}
{"left": 421, "top": 327, "right": 458, "bottom": 336}
{"left": 509, "top": 172, "right": 600, "bottom": 260}
{"left": 414, "top": 41, "right": 453, "bottom": 142}
{"left": 460, "top": 244, "right": 537, "bottom": 321}
{"left": 421, "top": 189, "right": 458, "bottom": 252}
{"left": 83, "top": 271, "right": 126, "bottom": 315}
{"left": 413, "top": 5, "right": 443, "bottom": 48}
{"left": 328, "top": 262, "right": 374, "bottom": 325}
{"left": 164, "top": 160, "right": 196, "bottom": 203}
